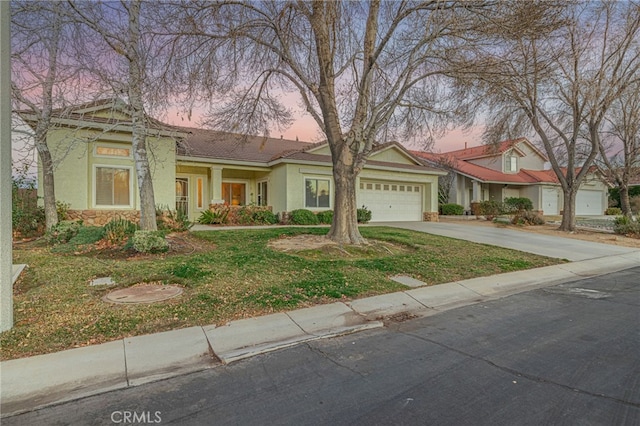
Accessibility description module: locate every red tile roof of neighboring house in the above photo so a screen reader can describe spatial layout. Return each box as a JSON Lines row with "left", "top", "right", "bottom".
{"left": 437, "top": 138, "right": 524, "bottom": 160}
{"left": 412, "top": 150, "right": 564, "bottom": 184}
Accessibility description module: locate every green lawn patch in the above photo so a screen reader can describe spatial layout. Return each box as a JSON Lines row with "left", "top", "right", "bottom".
{"left": 2, "top": 226, "right": 563, "bottom": 360}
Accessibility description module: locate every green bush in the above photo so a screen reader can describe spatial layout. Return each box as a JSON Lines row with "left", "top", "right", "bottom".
{"left": 511, "top": 210, "right": 545, "bottom": 226}
{"left": 478, "top": 200, "right": 504, "bottom": 220}
{"left": 504, "top": 197, "right": 533, "bottom": 213}
{"left": 56, "top": 201, "right": 70, "bottom": 221}
{"left": 613, "top": 215, "right": 640, "bottom": 237}
{"left": 357, "top": 206, "right": 372, "bottom": 224}
{"left": 251, "top": 209, "right": 278, "bottom": 225}
{"left": 316, "top": 210, "right": 334, "bottom": 224}
{"left": 441, "top": 203, "right": 464, "bottom": 215}
{"left": 103, "top": 218, "right": 138, "bottom": 244}
{"left": 289, "top": 209, "right": 320, "bottom": 225}
{"left": 198, "top": 205, "right": 230, "bottom": 225}
{"left": 44, "top": 221, "right": 82, "bottom": 244}
{"left": 132, "top": 230, "right": 169, "bottom": 253}
{"left": 605, "top": 207, "right": 622, "bottom": 216}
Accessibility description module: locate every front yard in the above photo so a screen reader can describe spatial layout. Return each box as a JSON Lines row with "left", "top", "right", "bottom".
{"left": 1, "top": 227, "right": 562, "bottom": 360}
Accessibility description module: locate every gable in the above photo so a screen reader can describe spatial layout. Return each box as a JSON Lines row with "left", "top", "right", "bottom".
{"left": 369, "top": 145, "right": 418, "bottom": 165}
{"left": 306, "top": 144, "right": 332, "bottom": 155}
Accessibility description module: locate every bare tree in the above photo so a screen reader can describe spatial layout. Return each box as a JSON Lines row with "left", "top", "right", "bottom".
{"left": 11, "top": 1, "right": 82, "bottom": 230}
{"left": 69, "top": 0, "right": 159, "bottom": 230}
{"left": 160, "top": 0, "right": 484, "bottom": 244}
{"left": 460, "top": 1, "right": 640, "bottom": 231}
{"left": 598, "top": 80, "right": 640, "bottom": 217}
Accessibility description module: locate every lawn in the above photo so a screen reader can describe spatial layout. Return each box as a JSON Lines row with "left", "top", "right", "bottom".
{"left": 1, "top": 227, "right": 563, "bottom": 360}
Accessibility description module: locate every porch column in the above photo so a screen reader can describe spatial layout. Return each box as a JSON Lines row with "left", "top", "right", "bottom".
{"left": 210, "top": 166, "right": 224, "bottom": 204}
{"left": 472, "top": 180, "right": 481, "bottom": 201}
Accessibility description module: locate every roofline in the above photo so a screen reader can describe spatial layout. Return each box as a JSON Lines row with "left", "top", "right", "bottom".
{"left": 18, "top": 112, "right": 189, "bottom": 139}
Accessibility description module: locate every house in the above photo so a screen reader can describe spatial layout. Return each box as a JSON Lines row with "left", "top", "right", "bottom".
{"left": 412, "top": 138, "right": 610, "bottom": 216}
{"left": 20, "top": 99, "right": 444, "bottom": 225}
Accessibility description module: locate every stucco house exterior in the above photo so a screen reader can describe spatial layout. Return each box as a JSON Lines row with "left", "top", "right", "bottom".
{"left": 21, "top": 99, "right": 445, "bottom": 224}
{"left": 413, "top": 138, "right": 610, "bottom": 216}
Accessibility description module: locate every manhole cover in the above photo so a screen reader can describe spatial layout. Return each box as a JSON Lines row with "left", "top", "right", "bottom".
{"left": 103, "top": 284, "right": 183, "bottom": 304}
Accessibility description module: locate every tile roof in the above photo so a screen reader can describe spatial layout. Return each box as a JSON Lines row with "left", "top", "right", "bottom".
{"left": 412, "top": 150, "right": 563, "bottom": 184}
{"left": 438, "top": 139, "right": 526, "bottom": 160}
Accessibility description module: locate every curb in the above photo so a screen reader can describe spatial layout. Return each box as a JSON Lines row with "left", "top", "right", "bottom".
{"left": 1, "top": 251, "right": 638, "bottom": 417}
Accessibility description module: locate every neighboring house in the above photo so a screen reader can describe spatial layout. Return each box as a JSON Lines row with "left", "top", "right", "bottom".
{"left": 20, "top": 99, "right": 444, "bottom": 224}
{"left": 412, "top": 138, "right": 610, "bottom": 216}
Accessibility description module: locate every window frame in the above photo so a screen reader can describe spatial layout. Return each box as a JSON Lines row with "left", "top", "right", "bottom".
{"left": 93, "top": 164, "right": 134, "bottom": 209}
{"left": 304, "top": 177, "right": 331, "bottom": 209}
{"left": 221, "top": 180, "right": 249, "bottom": 206}
{"left": 257, "top": 180, "right": 268, "bottom": 207}
{"left": 93, "top": 143, "right": 132, "bottom": 159}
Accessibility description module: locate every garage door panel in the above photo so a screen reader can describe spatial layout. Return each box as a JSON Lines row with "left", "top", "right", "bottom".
{"left": 358, "top": 181, "right": 422, "bottom": 222}
{"left": 542, "top": 188, "right": 559, "bottom": 215}
{"left": 576, "top": 190, "right": 603, "bottom": 216}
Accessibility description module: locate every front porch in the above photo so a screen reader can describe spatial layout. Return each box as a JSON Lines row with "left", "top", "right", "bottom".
{"left": 175, "top": 163, "right": 271, "bottom": 221}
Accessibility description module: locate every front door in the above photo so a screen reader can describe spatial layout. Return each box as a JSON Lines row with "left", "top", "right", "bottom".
{"left": 176, "top": 178, "right": 189, "bottom": 214}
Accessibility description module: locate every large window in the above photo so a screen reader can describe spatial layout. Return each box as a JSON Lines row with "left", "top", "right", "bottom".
{"left": 95, "top": 167, "right": 131, "bottom": 206}
{"left": 222, "top": 182, "right": 246, "bottom": 206}
{"left": 305, "top": 178, "right": 330, "bottom": 208}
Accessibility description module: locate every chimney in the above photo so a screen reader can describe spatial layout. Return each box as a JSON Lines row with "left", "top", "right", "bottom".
{"left": 464, "top": 142, "right": 467, "bottom": 149}
{"left": 280, "top": 135, "right": 283, "bottom": 139}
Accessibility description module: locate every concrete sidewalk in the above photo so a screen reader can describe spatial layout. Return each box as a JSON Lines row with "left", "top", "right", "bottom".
{"left": 1, "top": 250, "right": 638, "bottom": 417}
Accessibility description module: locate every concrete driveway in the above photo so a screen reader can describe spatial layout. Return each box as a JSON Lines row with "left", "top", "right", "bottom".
{"left": 382, "top": 221, "right": 638, "bottom": 261}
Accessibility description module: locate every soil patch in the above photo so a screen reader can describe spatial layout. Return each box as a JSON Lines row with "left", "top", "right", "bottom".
{"left": 267, "top": 234, "right": 411, "bottom": 260}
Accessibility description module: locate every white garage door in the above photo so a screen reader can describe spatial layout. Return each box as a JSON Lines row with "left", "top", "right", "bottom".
{"left": 576, "top": 190, "right": 603, "bottom": 216}
{"left": 358, "top": 181, "right": 423, "bottom": 222}
{"left": 541, "top": 188, "right": 560, "bottom": 215}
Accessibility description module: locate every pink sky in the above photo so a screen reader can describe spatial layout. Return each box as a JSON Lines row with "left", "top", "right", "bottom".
{"left": 165, "top": 107, "right": 485, "bottom": 153}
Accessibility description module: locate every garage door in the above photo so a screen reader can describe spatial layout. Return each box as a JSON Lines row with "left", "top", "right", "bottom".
{"left": 358, "top": 181, "right": 423, "bottom": 221}
{"left": 541, "top": 188, "right": 559, "bottom": 215}
{"left": 576, "top": 190, "right": 603, "bottom": 216}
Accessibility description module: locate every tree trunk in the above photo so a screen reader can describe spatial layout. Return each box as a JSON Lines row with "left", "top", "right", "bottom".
{"left": 327, "top": 165, "right": 366, "bottom": 245}
{"left": 38, "top": 141, "right": 58, "bottom": 231}
{"left": 619, "top": 184, "right": 632, "bottom": 217}
{"left": 559, "top": 188, "right": 577, "bottom": 231}
{"left": 128, "top": 0, "right": 157, "bottom": 231}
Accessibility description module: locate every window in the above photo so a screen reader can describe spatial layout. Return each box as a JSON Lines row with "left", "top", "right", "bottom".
{"left": 95, "top": 145, "right": 130, "bottom": 158}
{"left": 505, "top": 154, "right": 518, "bottom": 172}
{"left": 257, "top": 181, "right": 268, "bottom": 206}
{"left": 176, "top": 178, "right": 189, "bottom": 213}
{"left": 222, "top": 182, "right": 246, "bottom": 206}
{"left": 95, "top": 167, "right": 131, "bottom": 206}
{"left": 196, "top": 177, "right": 204, "bottom": 209}
{"left": 305, "top": 178, "right": 330, "bottom": 208}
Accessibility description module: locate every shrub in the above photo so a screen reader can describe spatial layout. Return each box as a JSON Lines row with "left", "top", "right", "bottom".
{"left": 56, "top": 201, "right": 71, "bottom": 221}
{"left": 441, "top": 203, "right": 464, "bottom": 215}
{"left": 357, "top": 206, "right": 372, "bottom": 224}
{"left": 511, "top": 210, "right": 545, "bottom": 226}
{"left": 251, "top": 209, "right": 278, "bottom": 225}
{"left": 198, "top": 204, "right": 230, "bottom": 225}
{"left": 504, "top": 197, "right": 533, "bottom": 213}
{"left": 289, "top": 209, "right": 319, "bottom": 225}
{"left": 157, "top": 205, "right": 193, "bottom": 231}
{"left": 12, "top": 173, "right": 45, "bottom": 237}
{"left": 103, "top": 218, "right": 137, "bottom": 244}
{"left": 478, "top": 200, "right": 504, "bottom": 221}
{"left": 613, "top": 216, "right": 640, "bottom": 237}
{"left": 316, "top": 210, "right": 334, "bottom": 224}
{"left": 605, "top": 207, "right": 622, "bottom": 216}
{"left": 44, "top": 220, "right": 82, "bottom": 244}
{"left": 631, "top": 196, "right": 640, "bottom": 215}
{"left": 132, "top": 230, "right": 169, "bottom": 253}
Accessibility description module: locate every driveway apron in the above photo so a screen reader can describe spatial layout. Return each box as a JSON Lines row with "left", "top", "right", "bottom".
{"left": 381, "top": 221, "right": 637, "bottom": 261}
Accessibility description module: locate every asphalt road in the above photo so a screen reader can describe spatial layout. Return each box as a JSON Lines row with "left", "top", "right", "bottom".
{"left": 5, "top": 267, "right": 639, "bottom": 426}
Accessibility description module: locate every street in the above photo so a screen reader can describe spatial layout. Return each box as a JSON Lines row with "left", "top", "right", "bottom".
{"left": 4, "top": 267, "right": 639, "bottom": 426}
